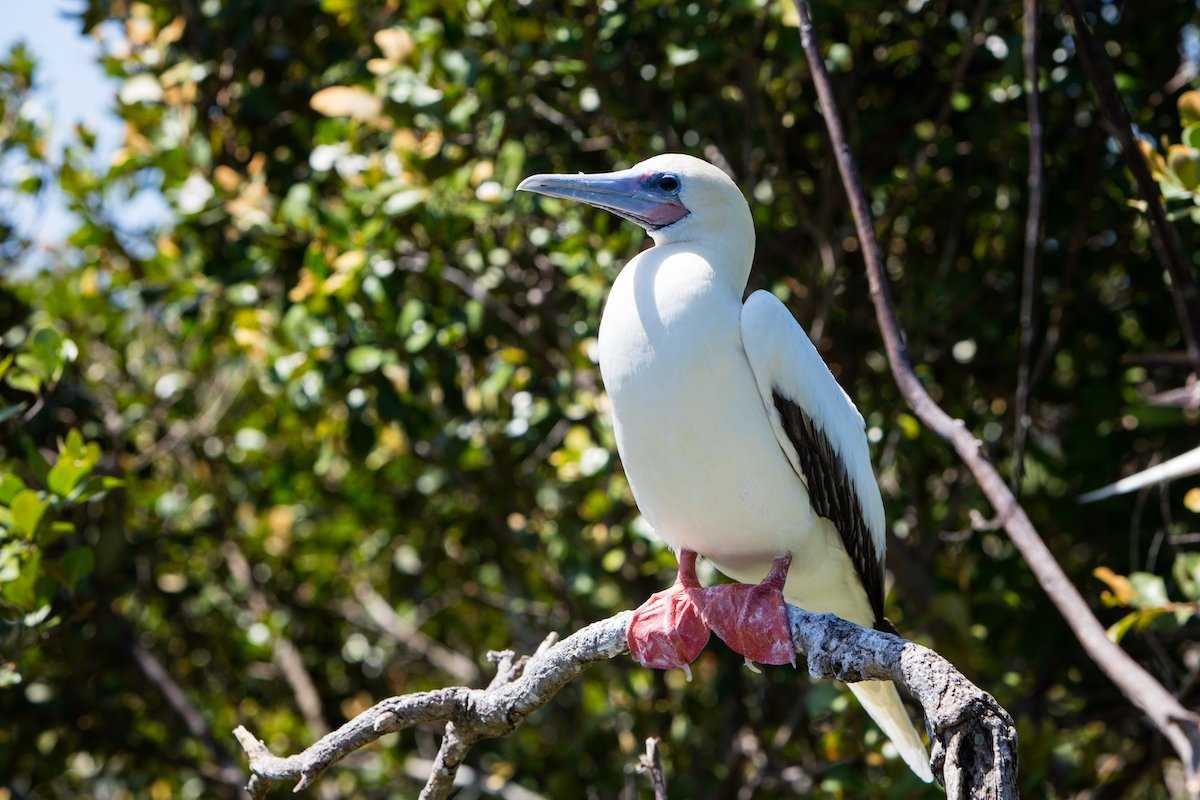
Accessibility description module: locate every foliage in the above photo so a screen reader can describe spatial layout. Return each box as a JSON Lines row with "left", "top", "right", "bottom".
{"left": 1094, "top": 557, "right": 1200, "bottom": 643}
{"left": 2, "top": 1, "right": 1200, "bottom": 798}
{"left": 0, "top": 43, "right": 49, "bottom": 266}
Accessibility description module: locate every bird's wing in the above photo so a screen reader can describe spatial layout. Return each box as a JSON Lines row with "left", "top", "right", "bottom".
{"left": 740, "top": 289, "right": 887, "bottom": 625}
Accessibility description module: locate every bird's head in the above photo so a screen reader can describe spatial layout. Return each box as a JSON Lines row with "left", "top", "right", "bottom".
{"left": 517, "top": 153, "right": 753, "bottom": 253}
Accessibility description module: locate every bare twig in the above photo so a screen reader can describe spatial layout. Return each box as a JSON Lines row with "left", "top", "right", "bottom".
{"left": 130, "top": 367, "right": 248, "bottom": 470}
{"left": 637, "top": 738, "right": 668, "bottom": 800}
{"left": 417, "top": 648, "right": 533, "bottom": 800}
{"left": 405, "top": 755, "right": 549, "bottom": 800}
{"left": 1011, "top": 0, "right": 1044, "bottom": 492}
{"left": 225, "top": 543, "right": 330, "bottom": 736}
{"left": 419, "top": 722, "right": 477, "bottom": 800}
{"left": 352, "top": 582, "right": 482, "bottom": 684}
{"left": 131, "top": 641, "right": 245, "bottom": 788}
{"left": 234, "top": 607, "right": 1016, "bottom": 797}
{"left": 1062, "top": 0, "right": 1200, "bottom": 368}
{"left": 794, "top": 1, "right": 1200, "bottom": 793}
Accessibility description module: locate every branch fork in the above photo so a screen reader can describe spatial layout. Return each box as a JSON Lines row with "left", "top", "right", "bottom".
{"left": 235, "top": 607, "right": 1016, "bottom": 799}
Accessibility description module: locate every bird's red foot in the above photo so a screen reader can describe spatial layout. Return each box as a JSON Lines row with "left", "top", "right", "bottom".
{"left": 697, "top": 555, "right": 794, "bottom": 667}
{"left": 627, "top": 551, "right": 710, "bottom": 673}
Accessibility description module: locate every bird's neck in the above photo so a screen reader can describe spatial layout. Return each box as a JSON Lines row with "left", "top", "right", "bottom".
{"left": 649, "top": 217, "right": 755, "bottom": 295}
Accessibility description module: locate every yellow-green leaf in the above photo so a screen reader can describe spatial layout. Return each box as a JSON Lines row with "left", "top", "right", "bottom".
{"left": 47, "top": 430, "right": 101, "bottom": 497}
{"left": 10, "top": 491, "right": 48, "bottom": 538}
{"left": 1180, "top": 90, "right": 1200, "bottom": 126}
{"left": 1094, "top": 566, "right": 1136, "bottom": 606}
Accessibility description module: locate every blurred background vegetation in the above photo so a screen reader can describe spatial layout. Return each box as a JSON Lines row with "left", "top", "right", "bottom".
{"left": 3, "top": 0, "right": 1200, "bottom": 797}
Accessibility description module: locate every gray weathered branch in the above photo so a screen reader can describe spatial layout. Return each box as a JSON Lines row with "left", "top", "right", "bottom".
{"left": 636, "top": 737, "right": 668, "bottom": 800}
{"left": 234, "top": 607, "right": 1015, "bottom": 798}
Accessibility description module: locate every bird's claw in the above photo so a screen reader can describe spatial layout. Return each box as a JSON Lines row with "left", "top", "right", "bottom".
{"left": 629, "top": 551, "right": 794, "bottom": 671}
{"left": 627, "top": 580, "right": 710, "bottom": 670}
{"left": 698, "top": 579, "right": 795, "bottom": 666}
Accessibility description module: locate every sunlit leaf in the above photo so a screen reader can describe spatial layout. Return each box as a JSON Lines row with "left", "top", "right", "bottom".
{"left": 10, "top": 491, "right": 47, "bottom": 539}
{"left": 47, "top": 430, "right": 101, "bottom": 497}
{"left": 1174, "top": 553, "right": 1200, "bottom": 602}
{"left": 310, "top": 86, "right": 382, "bottom": 120}
{"left": 1094, "top": 566, "right": 1136, "bottom": 606}
{"left": 346, "top": 346, "right": 384, "bottom": 373}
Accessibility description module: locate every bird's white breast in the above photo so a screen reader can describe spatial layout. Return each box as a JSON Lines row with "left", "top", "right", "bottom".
{"left": 597, "top": 246, "right": 867, "bottom": 619}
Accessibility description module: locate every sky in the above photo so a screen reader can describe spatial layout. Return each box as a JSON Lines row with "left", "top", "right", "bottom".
{"left": 2, "top": 0, "right": 167, "bottom": 268}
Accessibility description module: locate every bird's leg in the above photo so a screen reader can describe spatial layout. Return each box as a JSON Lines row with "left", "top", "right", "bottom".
{"left": 697, "top": 554, "right": 795, "bottom": 668}
{"left": 627, "top": 549, "right": 710, "bottom": 674}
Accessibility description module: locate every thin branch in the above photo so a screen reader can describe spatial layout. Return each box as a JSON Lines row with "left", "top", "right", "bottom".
{"left": 418, "top": 649, "right": 528, "bottom": 800}
{"left": 131, "top": 640, "right": 245, "bottom": 788}
{"left": 234, "top": 607, "right": 1016, "bottom": 798}
{"left": 1011, "top": 0, "right": 1045, "bottom": 492}
{"left": 404, "top": 755, "right": 549, "bottom": 800}
{"left": 225, "top": 543, "right": 330, "bottom": 736}
{"left": 793, "top": 1, "right": 1200, "bottom": 794}
{"left": 130, "top": 367, "right": 248, "bottom": 470}
{"left": 419, "top": 722, "right": 476, "bottom": 800}
{"left": 636, "top": 737, "right": 668, "bottom": 800}
{"left": 352, "top": 582, "right": 482, "bottom": 684}
{"left": 1062, "top": 0, "right": 1200, "bottom": 368}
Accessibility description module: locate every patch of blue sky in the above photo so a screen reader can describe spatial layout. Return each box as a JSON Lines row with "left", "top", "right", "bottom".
{"left": 2, "top": 0, "right": 170, "bottom": 273}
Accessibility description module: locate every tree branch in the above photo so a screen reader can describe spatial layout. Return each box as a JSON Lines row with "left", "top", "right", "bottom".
{"left": 793, "top": 0, "right": 1200, "bottom": 794}
{"left": 636, "top": 737, "right": 668, "bottom": 800}
{"left": 351, "top": 581, "right": 482, "bottom": 685}
{"left": 225, "top": 543, "right": 330, "bottom": 736}
{"left": 1062, "top": 0, "right": 1200, "bottom": 368}
{"left": 1011, "top": 0, "right": 1045, "bottom": 491}
{"left": 131, "top": 640, "right": 245, "bottom": 789}
{"left": 234, "top": 607, "right": 1015, "bottom": 798}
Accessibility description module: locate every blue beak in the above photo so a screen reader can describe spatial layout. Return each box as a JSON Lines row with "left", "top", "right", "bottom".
{"left": 517, "top": 168, "right": 689, "bottom": 230}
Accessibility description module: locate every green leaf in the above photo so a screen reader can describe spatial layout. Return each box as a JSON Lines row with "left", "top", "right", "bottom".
{"left": 41, "top": 521, "right": 74, "bottom": 547}
{"left": 1128, "top": 572, "right": 1170, "bottom": 609}
{"left": 60, "top": 547, "right": 94, "bottom": 589}
{"left": 1107, "top": 610, "right": 1144, "bottom": 643}
{"left": 6, "top": 369, "right": 40, "bottom": 395}
{"left": 0, "top": 353, "right": 12, "bottom": 380}
{"left": 71, "top": 475, "right": 124, "bottom": 503}
{"left": 47, "top": 429, "right": 101, "bottom": 497}
{"left": 346, "top": 345, "right": 384, "bottom": 373}
{"left": 0, "top": 662, "right": 21, "bottom": 687}
{"left": 0, "top": 474, "right": 26, "bottom": 505}
{"left": 1181, "top": 90, "right": 1200, "bottom": 126}
{"left": 10, "top": 491, "right": 47, "bottom": 538}
{"left": 1174, "top": 553, "right": 1200, "bottom": 601}
{"left": 381, "top": 189, "right": 426, "bottom": 216}
{"left": 1, "top": 546, "right": 40, "bottom": 610}
{"left": 405, "top": 326, "right": 436, "bottom": 353}
{"left": 666, "top": 44, "right": 699, "bottom": 66}
{"left": 27, "top": 327, "right": 64, "bottom": 380}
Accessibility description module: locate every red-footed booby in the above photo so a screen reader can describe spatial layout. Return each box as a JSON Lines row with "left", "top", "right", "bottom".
{"left": 518, "top": 154, "right": 933, "bottom": 782}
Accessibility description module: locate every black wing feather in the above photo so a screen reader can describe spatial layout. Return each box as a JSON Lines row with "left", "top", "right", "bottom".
{"left": 772, "top": 391, "right": 886, "bottom": 627}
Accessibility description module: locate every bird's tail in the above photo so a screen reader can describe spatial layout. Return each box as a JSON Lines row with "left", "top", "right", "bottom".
{"left": 847, "top": 679, "right": 934, "bottom": 782}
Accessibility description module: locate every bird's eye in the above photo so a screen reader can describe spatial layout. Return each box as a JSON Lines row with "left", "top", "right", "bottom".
{"left": 657, "top": 174, "right": 680, "bottom": 193}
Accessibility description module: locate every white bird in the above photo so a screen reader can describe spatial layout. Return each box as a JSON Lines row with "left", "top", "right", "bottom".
{"left": 518, "top": 153, "right": 933, "bottom": 782}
